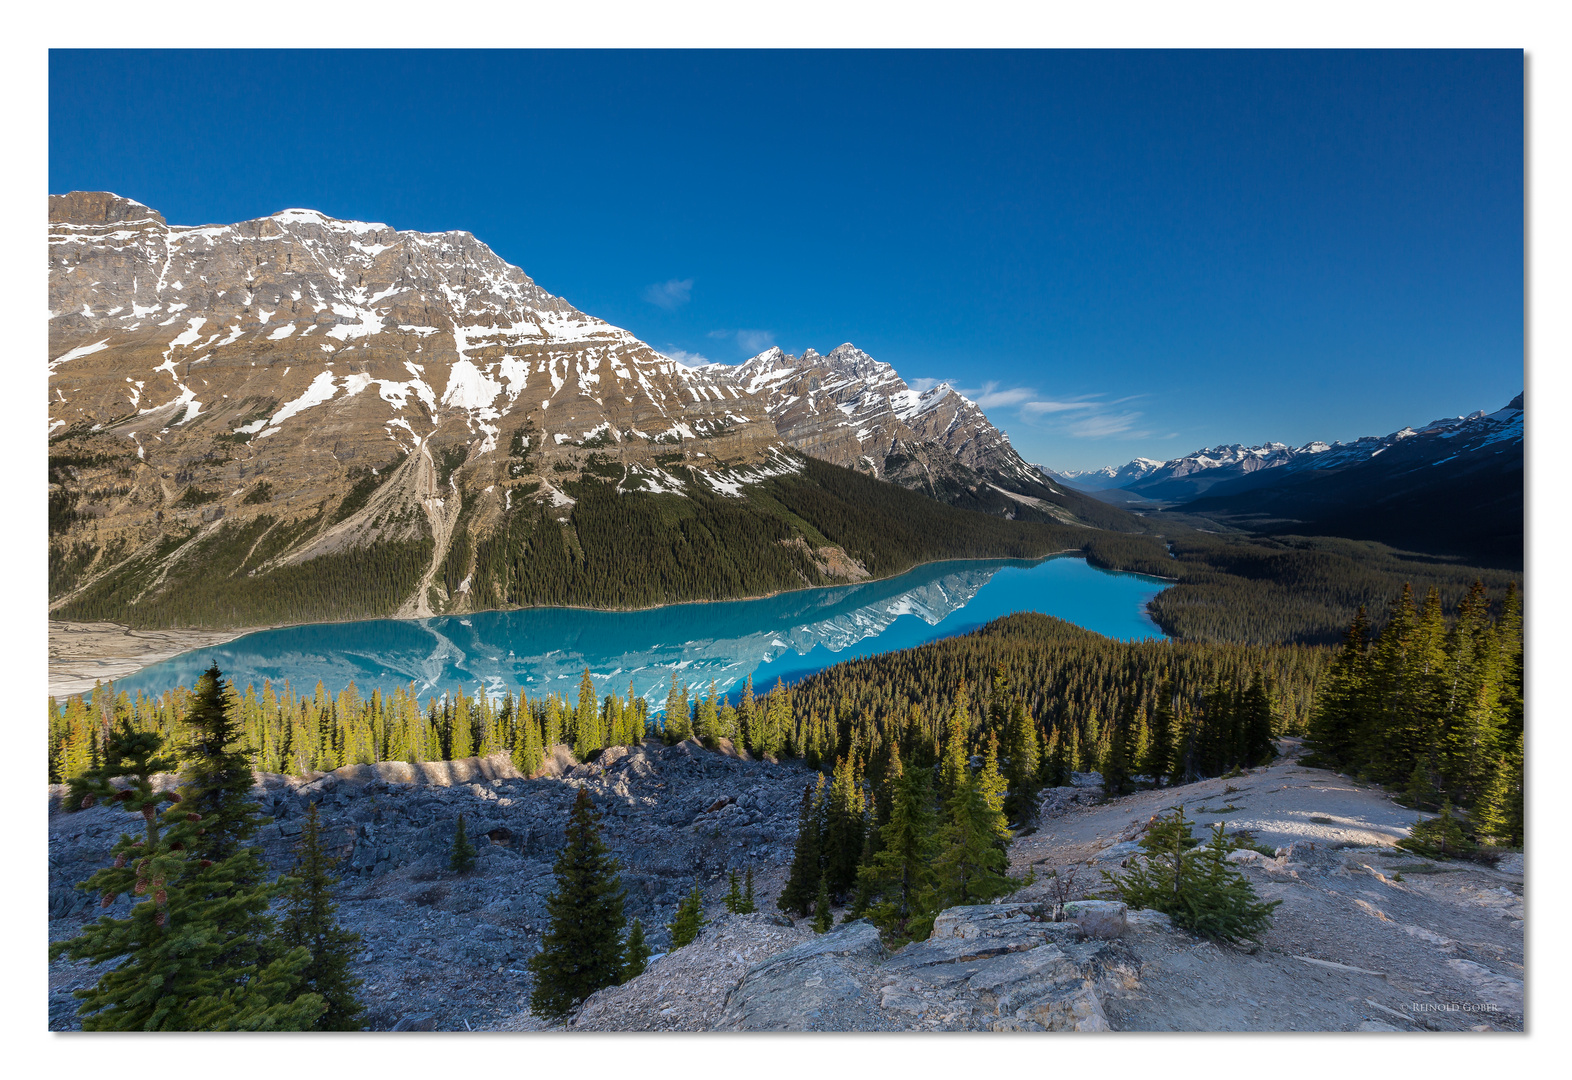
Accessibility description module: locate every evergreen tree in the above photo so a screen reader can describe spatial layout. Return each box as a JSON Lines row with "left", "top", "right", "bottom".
{"left": 278, "top": 802, "right": 365, "bottom": 1030}
{"left": 1397, "top": 800, "right": 1477, "bottom": 860}
{"left": 622, "top": 918, "right": 650, "bottom": 981}
{"left": 512, "top": 706, "right": 544, "bottom": 776}
{"left": 1305, "top": 607, "right": 1370, "bottom": 769}
{"left": 177, "top": 663, "right": 276, "bottom": 973}
{"left": 1104, "top": 805, "right": 1278, "bottom": 945}
{"left": 1241, "top": 671, "right": 1276, "bottom": 767}
{"left": 50, "top": 723, "right": 324, "bottom": 1030}
{"left": 1102, "top": 708, "right": 1134, "bottom": 797}
{"left": 812, "top": 878, "right": 833, "bottom": 933}
{"left": 741, "top": 866, "right": 757, "bottom": 914}
{"left": 668, "top": 884, "right": 708, "bottom": 948}
{"left": 574, "top": 668, "right": 602, "bottom": 759}
{"left": 528, "top": 789, "right": 628, "bottom": 1020}
{"left": 822, "top": 747, "right": 866, "bottom": 901}
{"left": 938, "top": 689, "right": 971, "bottom": 807}
{"left": 724, "top": 870, "right": 744, "bottom": 913}
{"left": 934, "top": 736, "right": 1020, "bottom": 907}
{"left": 1142, "top": 677, "right": 1176, "bottom": 785}
{"left": 777, "top": 778, "right": 826, "bottom": 917}
{"left": 663, "top": 674, "right": 692, "bottom": 744}
{"left": 450, "top": 813, "right": 477, "bottom": 874}
{"left": 857, "top": 750, "right": 941, "bottom": 943}
{"left": 1474, "top": 734, "right": 1523, "bottom": 848}
{"left": 1002, "top": 697, "right": 1040, "bottom": 824}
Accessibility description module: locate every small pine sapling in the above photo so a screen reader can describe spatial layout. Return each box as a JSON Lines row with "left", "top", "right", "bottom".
{"left": 812, "top": 878, "right": 833, "bottom": 934}
{"left": 668, "top": 884, "right": 708, "bottom": 948}
{"left": 622, "top": 918, "right": 650, "bottom": 981}
{"left": 450, "top": 813, "right": 477, "bottom": 874}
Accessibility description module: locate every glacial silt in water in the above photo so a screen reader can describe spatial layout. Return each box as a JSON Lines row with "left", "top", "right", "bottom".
{"left": 113, "top": 555, "right": 1166, "bottom": 705}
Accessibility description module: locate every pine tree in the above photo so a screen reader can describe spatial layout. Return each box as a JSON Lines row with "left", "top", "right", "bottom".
{"left": 663, "top": 674, "right": 691, "bottom": 744}
{"left": 741, "top": 866, "right": 757, "bottom": 914}
{"left": 1241, "top": 671, "right": 1275, "bottom": 767}
{"left": 450, "top": 813, "right": 477, "bottom": 874}
{"left": 1002, "top": 698, "right": 1040, "bottom": 824}
{"left": 777, "top": 778, "right": 826, "bottom": 917}
{"left": 1397, "top": 800, "right": 1477, "bottom": 860}
{"left": 934, "top": 736, "right": 1020, "bottom": 907}
{"left": 1305, "top": 607, "right": 1370, "bottom": 769}
{"left": 822, "top": 747, "right": 866, "bottom": 901}
{"left": 724, "top": 870, "right": 744, "bottom": 913}
{"left": 574, "top": 668, "right": 602, "bottom": 759}
{"left": 1104, "top": 805, "right": 1278, "bottom": 945}
{"left": 528, "top": 788, "right": 627, "bottom": 1019}
{"left": 622, "top": 918, "right": 650, "bottom": 981}
{"left": 278, "top": 802, "right": 365, "bottom": 1030}
{"left": 857, "top": 750, "right": 940, "bottom": 943}
{"left": 177, "top": 663, "right": 277, "bottom": 973}
{"left": 50, "top": 723, "right": 324, "bottom": 1030}
{"left": 1102, "top": 709, "right": 1134, "bottom": 797}
{"left": 812, "top": 878, "right": 833, "bottom": 933}
{"left": 1143, "top": 677, "right": 1176, "bottom": 785}
{"left": 939, "top": 690, "right": 971, "bottom": 807}
{"left": 1473, "top": 735, "right": 1523, "bottom": 848}
{"left": 512, "top": 706, "right": 544, "bottom": 776}
{"left": 668, "top": 884, "right": 708, "bottom": 948}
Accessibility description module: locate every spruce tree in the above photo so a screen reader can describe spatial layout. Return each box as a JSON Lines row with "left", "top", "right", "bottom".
{"left": 663, "top": 674, "right": 692, "bottom": 744}
{"left": 857, "top": 750, "right": 941, "bottom": 943}
{"left": 938, "top": 690, "right": 971, "bottom": 807}
{"left": 724, "top": 869, "right": 744, "bottom": 913}
{"left": 278, "top": 802, "right": 365, "bottom": 1030}
{"left": 741, "top": 866, "right": 757, "bottom": 914}
{"left": 1002, "top": 698, "right": 1040, "bottom": 824}
{"left": 1474, "top": 733, "right": 1523, "bottom": 848}
{"left": 1305, "top": 607, "right": 1370, "bottom": 769}
{"left": 528, "top": 789, "right": 627, "bottom": 1020}
{"left": 1104, "top": 805, "right": 1278, "bottom": 945}
{"left": 812, "top": 878, "right": 833, "bottom": 934}
{"left": 50, "top": 723, "right": 324, "bottom": 1030}
{"left": 777, "top": 778, "right": 825, "bottom": 917}
{"left": 668, "top": 884, "right": 708, "bottom": 948}
{"left": 1142, "top": 678, "right": 1176, "bottom": 785}
{"left": 450, "top": 813, "right": 477, "bottom": 874}
{"left": 822, "top": 748, "right": 866, "bottom": 901}
{"left": 934, "top": 736, "right": 1020, "bottom": 907}
{"left": 622, "top": 918, "right": 650, "bottom": 980}
{"left": 178, "top": 663, "right": 276, "bottom": 972}
{"left": 1102, "top": 710, "right": 1134, "bottom": 797}
{"left": 512, "top": 707, "right": 544, "bottom": 776}
{"left": 574, "top": 668, "right": 602, "bottom": 759}
{"left": 1397, "top": 800, "right": 1477, "bottom": 860}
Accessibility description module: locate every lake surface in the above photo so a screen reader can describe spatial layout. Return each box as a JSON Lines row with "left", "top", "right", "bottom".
{"left": 115, "top": 555, "right": 1168, "bottom": 707}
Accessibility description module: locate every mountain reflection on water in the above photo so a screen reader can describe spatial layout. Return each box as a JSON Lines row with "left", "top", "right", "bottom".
{"left": 116, "top": 555, "right": 1166, "bottom": 707}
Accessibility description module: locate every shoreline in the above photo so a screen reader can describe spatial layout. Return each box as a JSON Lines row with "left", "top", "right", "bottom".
{"left": 47, "top": 548, "right": 1173, "bottom": 699}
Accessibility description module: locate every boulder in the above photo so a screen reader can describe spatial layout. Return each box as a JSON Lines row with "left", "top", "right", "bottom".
{"left": 718, "top": 920, "right": 886, "bottom": 1030}
{"left": 1062, "top": 900, "right": 1127, "bottom": 939}
{"left": 390, "top": 1012, "right": 437, "bottom": 1031}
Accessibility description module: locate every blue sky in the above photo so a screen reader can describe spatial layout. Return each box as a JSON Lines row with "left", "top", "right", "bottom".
{"left": 49, "top": 49, "right": 1522, "bottom": 472}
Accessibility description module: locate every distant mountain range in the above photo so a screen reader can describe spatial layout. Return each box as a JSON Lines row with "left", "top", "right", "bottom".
{"left": 1047, "top": 395, "right": 1524, "bottom": 567}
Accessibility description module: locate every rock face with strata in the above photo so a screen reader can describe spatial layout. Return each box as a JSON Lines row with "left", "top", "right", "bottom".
{"left": 723, "top": 344, "right": 1097, "bottom": 525}
{"left": 48, "top": 192, "right": 799, "bottom": 623}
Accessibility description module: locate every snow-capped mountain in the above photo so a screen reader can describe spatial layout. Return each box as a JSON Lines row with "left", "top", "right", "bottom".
{"left": 1053, "top": 397, "right": 1524, "bottom": 505}
{"left": 715, "top": 344, "right": 1118, "bottom": 527}
{"left": 1048, "top": 458, "right": 1165, "bottom": 491}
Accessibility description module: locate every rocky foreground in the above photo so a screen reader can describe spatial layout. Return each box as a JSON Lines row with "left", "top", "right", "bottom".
{"left": 47, "top": 739, "right": 1524, "bottom": 1032}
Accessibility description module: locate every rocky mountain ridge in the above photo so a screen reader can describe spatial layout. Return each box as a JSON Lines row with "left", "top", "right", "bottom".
{"left": 48, "top": 193, "right": 1133, "bottom": 629}
{"left": 1052, "top": 396, "right": 1523, "bottom": 504}
{"left": 717, "top": 343, "right": 1118, "bottom": 527}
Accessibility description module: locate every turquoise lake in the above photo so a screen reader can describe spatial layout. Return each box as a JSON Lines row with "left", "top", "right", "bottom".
{"left": 116, "top": 555, "right": 1169, "bottom": 706}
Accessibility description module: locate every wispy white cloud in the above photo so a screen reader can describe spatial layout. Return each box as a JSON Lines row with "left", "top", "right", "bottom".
{"left": 1067, "top": 411, "right": 1146, "bottom": 439}
{"left": 735, "top": 329, "right": 776, "bottom": 354}
{"left": 642, "top": 278, "right": 694, "bottom": 310}
{"left": 662, "top": 346, "right": 712, "bottom": 366}
{"left": 1020, "top": 398, "right": 1100, "bottom": 416}
{"left": 908, "top": 377, "right": 942, "bottom": 393}
{"left": 964, "top": 381, "right": 1038, "bottom": 410}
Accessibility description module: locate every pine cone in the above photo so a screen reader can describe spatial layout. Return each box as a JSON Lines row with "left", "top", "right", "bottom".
{"left": 199, "top": 859, "right": 213, "bottom": 868}
{"left": 140, "top": 805, "right": 155, "bottom": 821}
{"left": 80, "top": 795, "right": 95, "bottom": 809}
{"left": 133, "top": 879, "right": 148, "bottom": 895}
{"left": 165, "top": 792, "right": 182, "bottom": 803}
{"left": 186, "top": 813, "right": 201, "bottom": 822}
{"left": 113, "top": 853, "right": 127, "bottom": 869}
{"left": 114, "top": 789, "right": 133, "bottom": 801}
{"left": 170, "top": 842, "right": 185, "bottom": 851}
{"left": 100, "top": 892, "right": 114, "bottom": 908}
{"left": 153, "top": 889, "right": 167, "bottom": 905}
{"left": 154, "top": 911, "right": 166, "bottom": 928}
